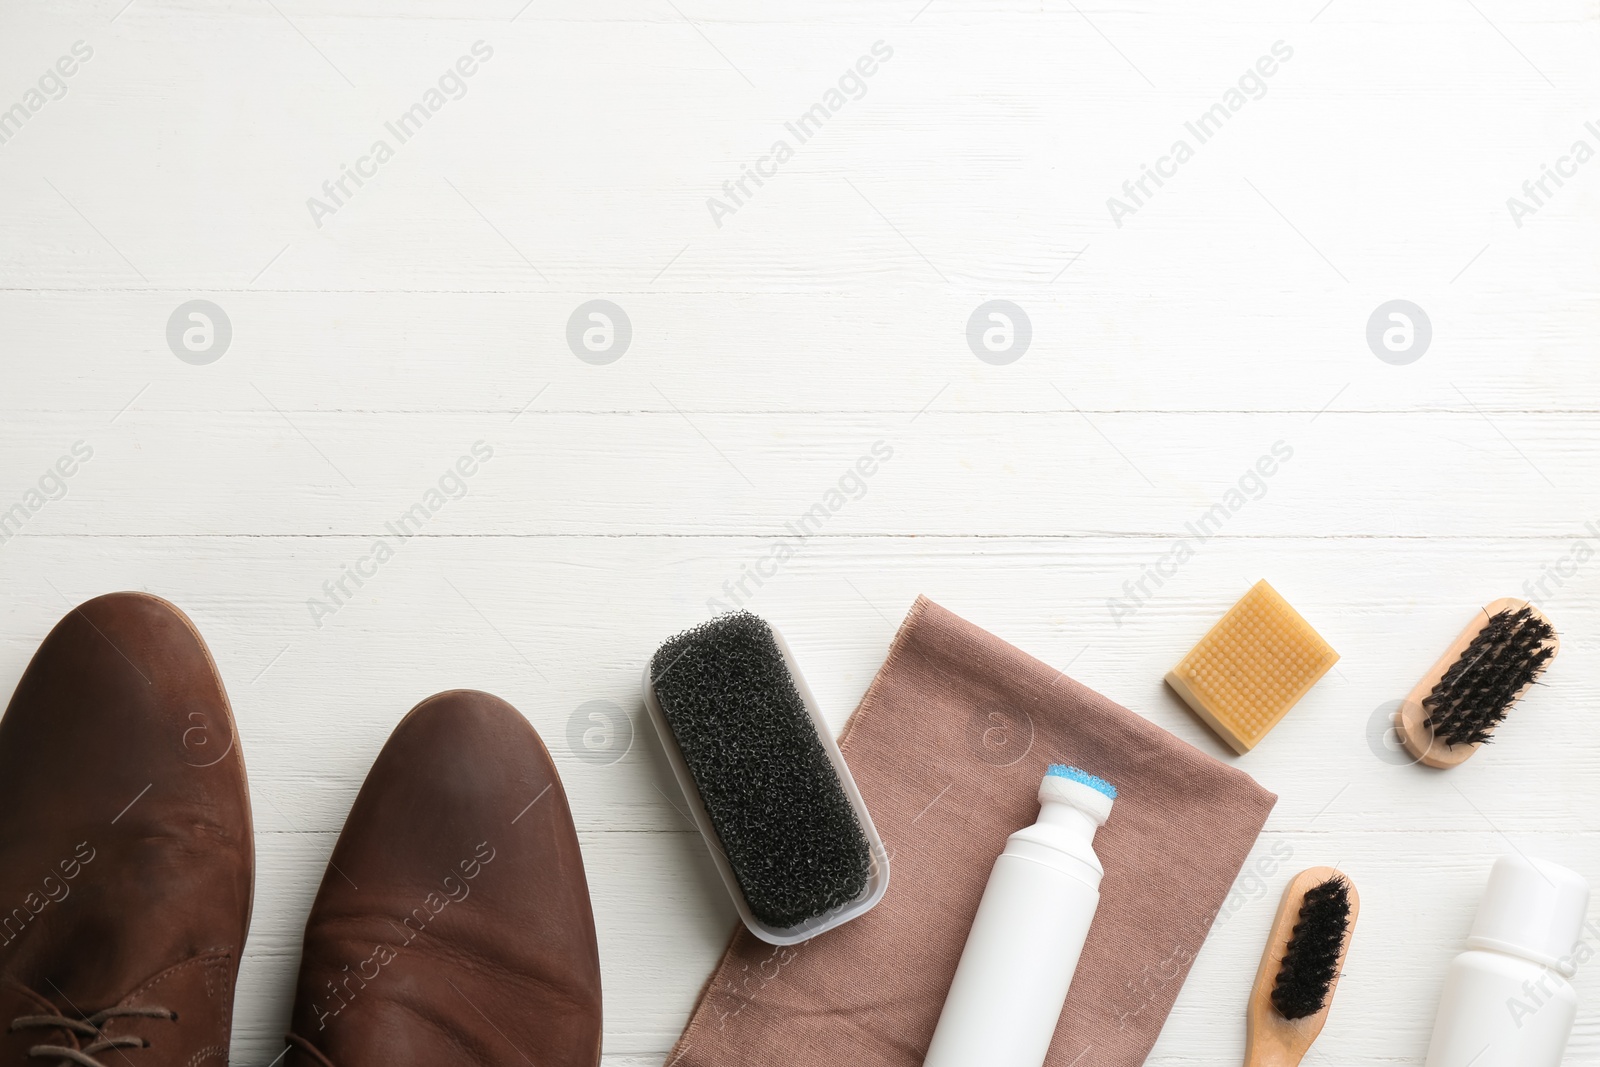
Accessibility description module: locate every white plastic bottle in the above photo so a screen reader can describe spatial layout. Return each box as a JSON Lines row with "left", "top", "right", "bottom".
{"left": 922, "top": 765, "right": 1114, "bottom": 1067}
{"left": 1424, "top": 855, "right": 1590, "bottom": 1067}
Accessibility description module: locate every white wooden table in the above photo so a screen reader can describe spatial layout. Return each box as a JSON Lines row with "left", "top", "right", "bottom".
{"left": 2, "top": 2, "right": 1597, "bottom": 1063}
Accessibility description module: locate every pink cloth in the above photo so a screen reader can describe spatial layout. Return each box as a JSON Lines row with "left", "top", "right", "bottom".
{"left": 668, "top": 596, "right": 1277, "bottom": 1066}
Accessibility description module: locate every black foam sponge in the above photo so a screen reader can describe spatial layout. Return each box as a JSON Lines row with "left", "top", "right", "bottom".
{"left": 649, "top": 612, "right": 871, "bottom": 930}
{"left": 1271, "top": 875, "right": 1351, "bottom": 1020}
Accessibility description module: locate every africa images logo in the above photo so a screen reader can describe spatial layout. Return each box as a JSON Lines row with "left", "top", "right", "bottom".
{"left": 310, "top": 841, "right": 496, "bottom": 1029}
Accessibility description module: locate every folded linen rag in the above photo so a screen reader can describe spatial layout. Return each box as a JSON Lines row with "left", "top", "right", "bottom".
{"left": 667, "top": 595, "right": 1277, "bottom": 1066}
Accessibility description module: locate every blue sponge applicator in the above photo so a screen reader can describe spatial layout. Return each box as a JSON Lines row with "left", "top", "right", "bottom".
{"left": 1047, "top": 764, "right": 1117, "bottom": 799}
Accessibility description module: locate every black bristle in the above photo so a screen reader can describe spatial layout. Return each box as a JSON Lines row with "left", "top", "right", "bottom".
{"left": 1423, "top": 607, "right": 1555, "bottom": 747}
{"left": 1271, "top": 875, "right": 1351, "bottom": 1020}
{"left": 649, "top": 612, "right": 871, "bottom": 930}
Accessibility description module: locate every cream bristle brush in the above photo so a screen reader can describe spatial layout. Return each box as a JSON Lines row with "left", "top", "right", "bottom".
{"left": 1397, "top": 599, "right": 1557, "bottom": 769}
{"left": 1244, "top": 867, "right": 1358, "bottom": 1067}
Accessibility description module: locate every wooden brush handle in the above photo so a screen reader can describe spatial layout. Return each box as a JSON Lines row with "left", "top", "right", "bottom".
{"left": 1244, "top": 1046, "right": 1309, "bottom": 1067}
{"left": 1242, "top": 867, "right": 1360, "bottom": 1067}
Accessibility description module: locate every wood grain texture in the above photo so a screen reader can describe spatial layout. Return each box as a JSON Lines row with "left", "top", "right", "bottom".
{"left": 1, "top": 1, "right": 1597, "bottom": 1065}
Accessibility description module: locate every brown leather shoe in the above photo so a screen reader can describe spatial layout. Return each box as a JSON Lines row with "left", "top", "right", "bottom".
{"left": 0, "top": 592, "right": 253, "bottom": 1067}
{"left": 284, "top": 690, "right": 602, "bottom": 1067}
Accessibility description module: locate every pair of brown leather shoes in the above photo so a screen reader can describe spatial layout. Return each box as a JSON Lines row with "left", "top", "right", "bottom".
{"left": 0, "top": 593, "right": 602, "bottom": 1066}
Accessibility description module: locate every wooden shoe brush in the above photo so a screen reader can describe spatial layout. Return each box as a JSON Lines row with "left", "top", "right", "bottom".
{"left": 1397, "top": 599, "right": 1558, "bottom": 769}
{"left": 1244, "top": 867, "right": 1358, "bottom": 1067}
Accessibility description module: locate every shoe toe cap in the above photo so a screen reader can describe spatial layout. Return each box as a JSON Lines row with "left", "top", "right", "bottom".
{"left": 292, "top": 691, "right": 602, "bottom": 1067}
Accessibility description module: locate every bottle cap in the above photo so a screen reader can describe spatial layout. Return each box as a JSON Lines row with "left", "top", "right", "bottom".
{"left": 1039, "top": 765, "right": 1115, "bottom": 825}
{"left": 1466, "top": 855, "right": 1590, "bottom": 976}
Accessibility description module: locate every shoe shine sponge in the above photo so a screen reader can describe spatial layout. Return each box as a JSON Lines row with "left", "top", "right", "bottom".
{"left": 643, "top": 612, "right": 888, "bottom": 944}
{"left": 1165, "top": 580, "right": 1338, "bottom": 754}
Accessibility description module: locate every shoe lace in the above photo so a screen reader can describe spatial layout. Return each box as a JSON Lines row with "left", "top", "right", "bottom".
{"left": 10, "top": 1006, "right": 176, "bottom": 1067}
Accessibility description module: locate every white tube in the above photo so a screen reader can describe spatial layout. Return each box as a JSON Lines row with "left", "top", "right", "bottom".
{"left": 922, "top": 766, "right": 1114, "bottom": 1067}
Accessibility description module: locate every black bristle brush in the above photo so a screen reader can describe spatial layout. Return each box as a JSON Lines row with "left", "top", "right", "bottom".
{"left": 1245, "top": 868, "right": 1359, "bottom": 1065}
{"left": 1398, "top": 599, "right": 1558, "bottom": 768}
{"left": 643, "top": 612, "right": 881, "bottom": 939}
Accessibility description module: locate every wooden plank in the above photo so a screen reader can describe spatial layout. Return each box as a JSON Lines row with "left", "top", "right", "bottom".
{"left": 0, "top": 409, "right": 1597, "bottom": 537}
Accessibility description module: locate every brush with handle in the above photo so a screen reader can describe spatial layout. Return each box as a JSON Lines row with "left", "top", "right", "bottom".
{"left": 1397, "top": 599, "right": 1557, "bottom": 768}
{"left": 1244, "top": 866, "right": 1359, "bottom": 1067}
